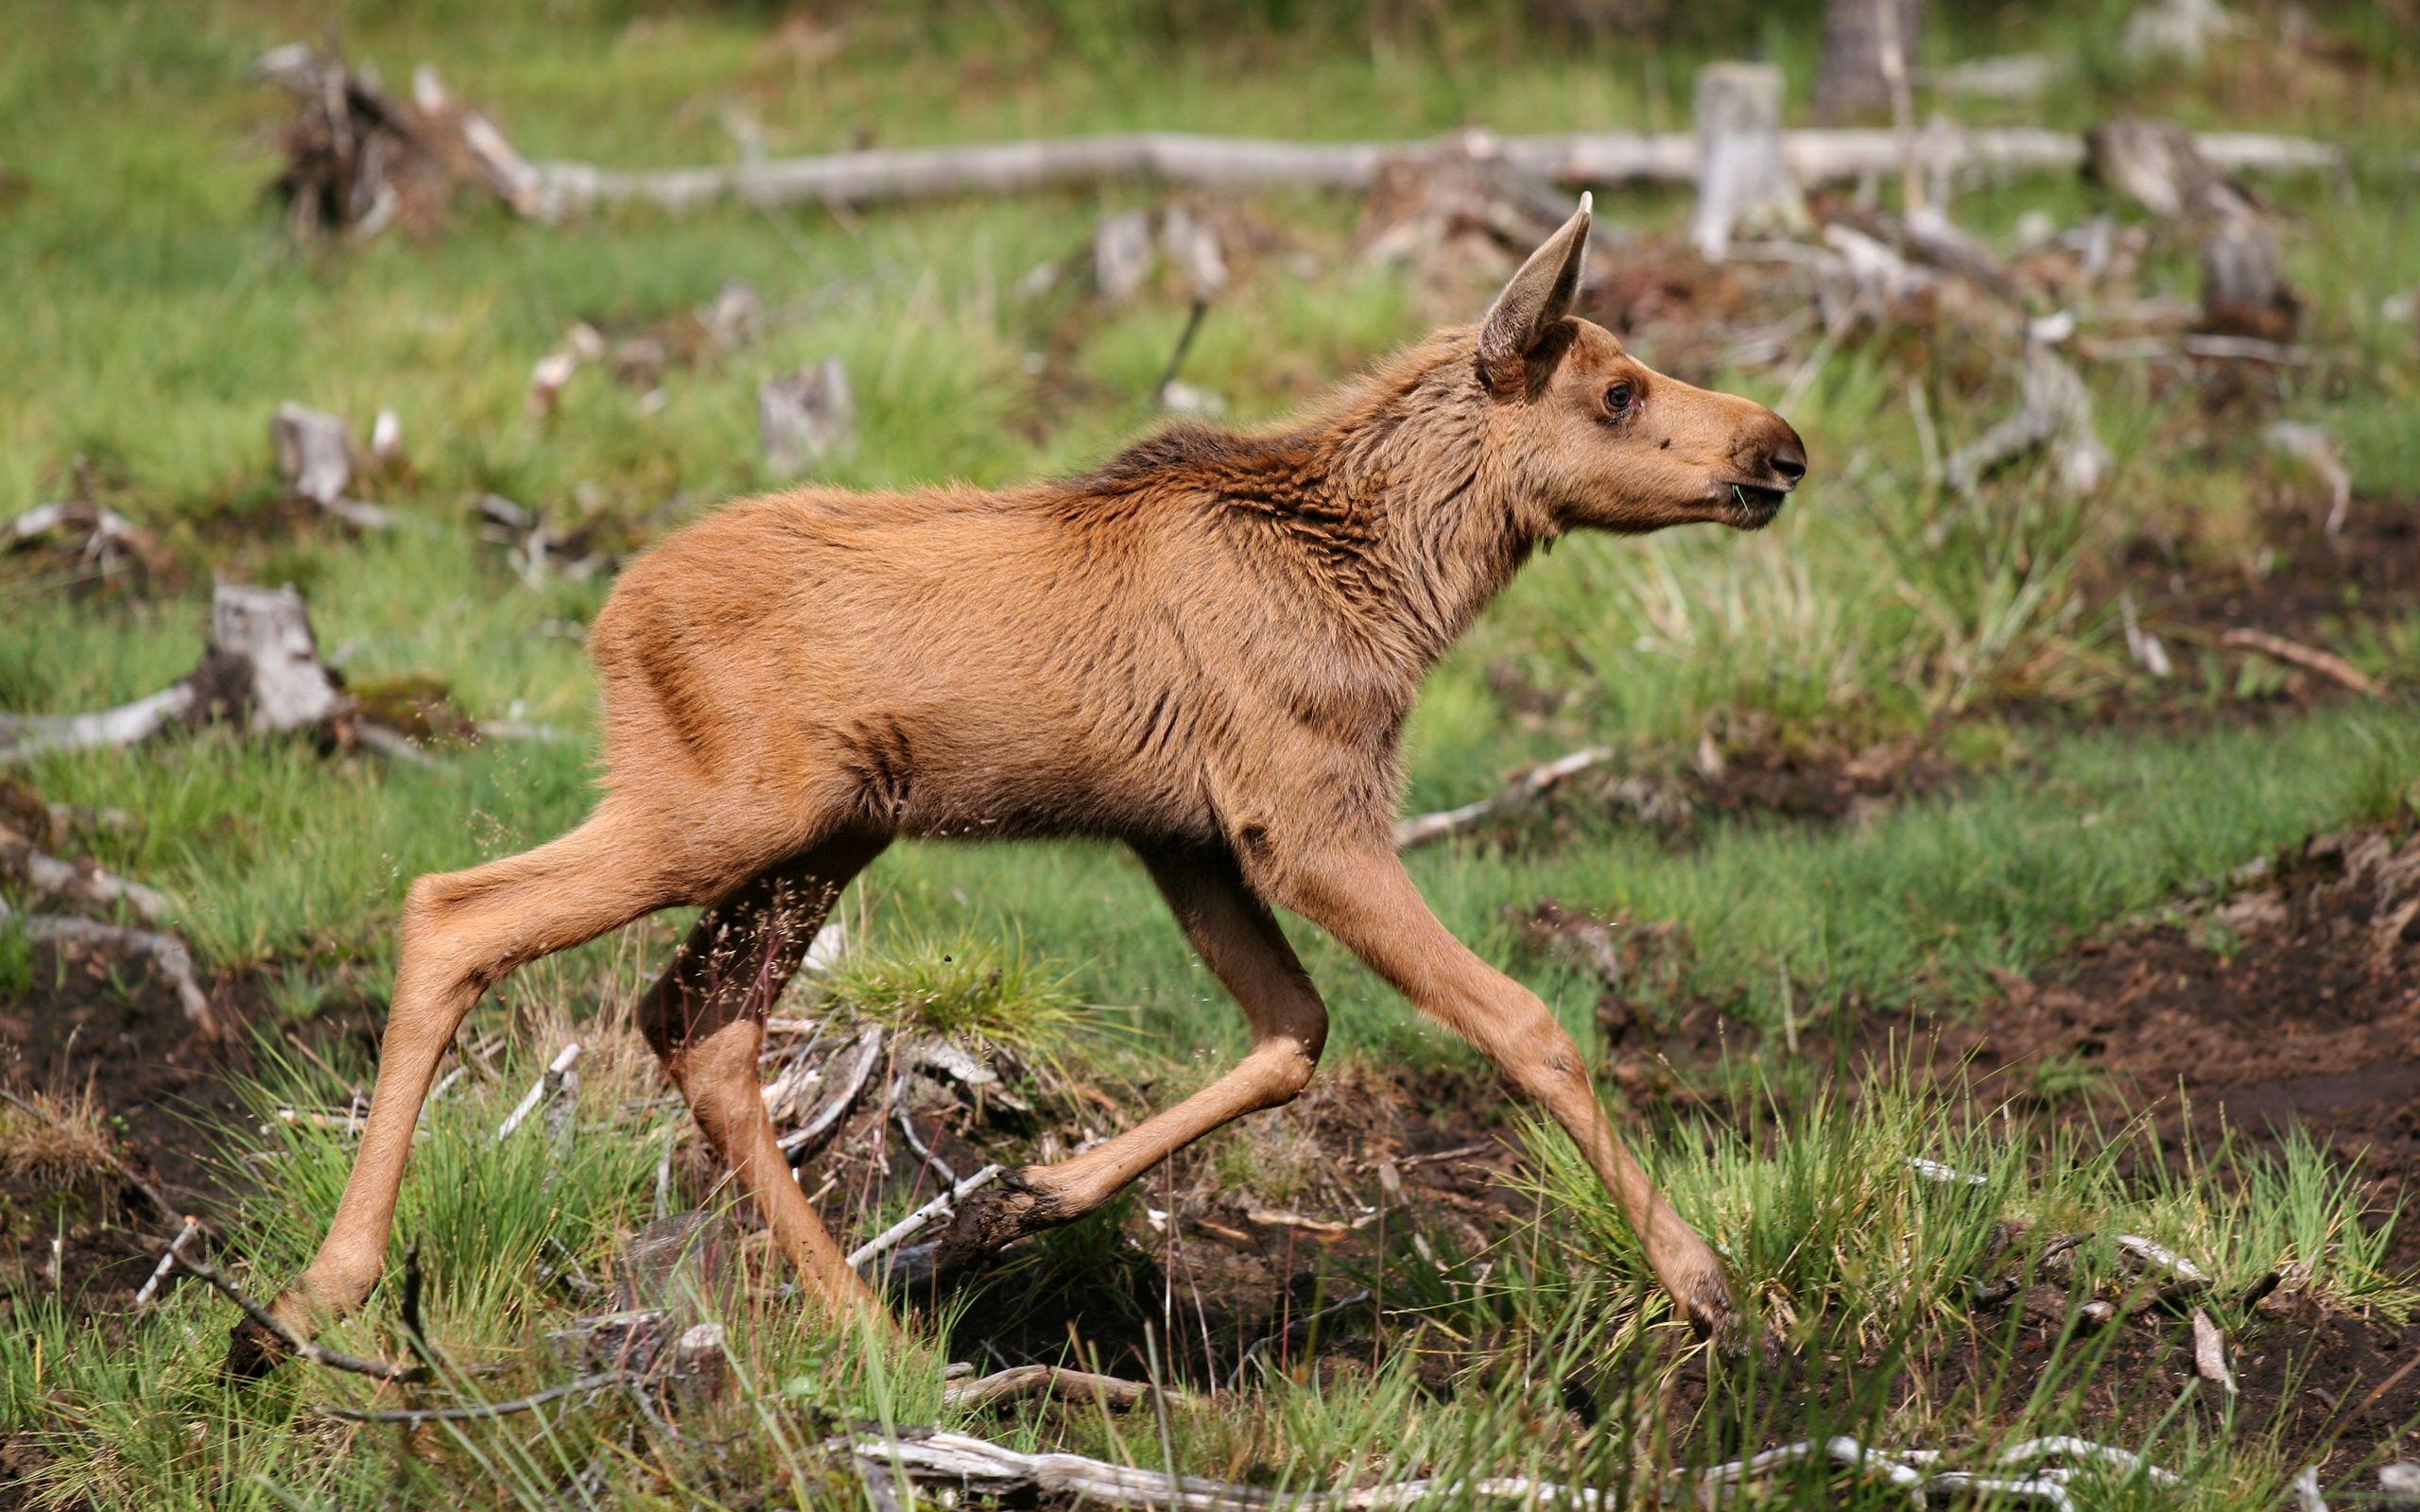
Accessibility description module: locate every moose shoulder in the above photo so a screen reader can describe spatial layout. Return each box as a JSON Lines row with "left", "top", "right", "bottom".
{"left": 235, "top": 197, "right": 1806, "bottom": 1378}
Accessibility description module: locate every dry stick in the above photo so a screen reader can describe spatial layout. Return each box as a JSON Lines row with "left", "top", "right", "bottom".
{"left": 848, "top": 1164, "right": 1003, "bottom": 1270}
{"left": 165, "top": 1227, "right": 423, "bottom": 1383}
{"left": 323, "top": 1370, "right": 633, "bottom": 1426}
{"left": 942, "top": 1366, "right": 1181, "bottom": 1413}
{"left": 132, "top": 1214, "right": 201, "bottom": 1307}
{"left": 0, "top": 684, "right": 197, "bottom": 764}
{"left": 1227, "top": 1288, "right": 1374, "bottom": 1390}
{"left": 892, "top": 1082, "right": 958, "bottom": 1187}
{"left": 2218, "top": 628, "right": 2383, "bottom": 698}
{"left": 1393, "top": 747, "right": 1616, "bottom": 850}
{"left": 511, "top": 124, "right": 2349, "bottom": 219}
{"left": 495, "top": 1042, "right": 584, "bottom": 1142}
{"left": 5, "top": 836, "right": 178, "bottom": 924}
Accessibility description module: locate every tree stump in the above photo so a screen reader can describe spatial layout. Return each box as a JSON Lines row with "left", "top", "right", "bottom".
{"left": 759, "top": 358, "right": 856, "bottom": 478}
{"left": 189, "top": 583, "right": 350, "bottom": 734}
{"left": 1812, "top": 0, "right": 1926, "bottom": 122}
{"left": 2199, "top": 218, "right": 2299, "bottom": 342}
{"left": 2085, "top": 119, "right": 2251, "bottom": 221}
{"left": 1691, "top": 63, "right": 1808, "bottom": 262}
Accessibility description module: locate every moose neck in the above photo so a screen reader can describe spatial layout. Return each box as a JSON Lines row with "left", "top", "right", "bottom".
{"left": 1297, "top": 337, "right": 1543, "bottom": 674}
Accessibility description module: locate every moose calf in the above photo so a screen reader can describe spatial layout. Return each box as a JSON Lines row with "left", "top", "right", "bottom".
{"left": 238, "top": 197, "right": 1805, "bottom": 1373}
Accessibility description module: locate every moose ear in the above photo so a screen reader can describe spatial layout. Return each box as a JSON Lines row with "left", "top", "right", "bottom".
{"left": 1477, "top": 193, "right": 1592, "bottom": 395}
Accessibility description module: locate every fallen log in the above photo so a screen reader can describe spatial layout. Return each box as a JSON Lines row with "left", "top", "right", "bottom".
{"left": 942, "top": 1366, "right": 1178, "bottom": 1413}
{"left": 506, "top": 124, "right": 2349, "bottom": 220}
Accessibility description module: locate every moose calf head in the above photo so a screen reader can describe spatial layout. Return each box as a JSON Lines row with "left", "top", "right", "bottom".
{"left": 1476, "top": 196, "right": 1808, "bottom": 537}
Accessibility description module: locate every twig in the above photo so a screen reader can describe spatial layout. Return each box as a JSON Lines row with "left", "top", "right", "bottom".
{"left": 893, "top": 1082, "right": 959, "bottom": 1187}
{"left": 167, "top": 1227, "right": 422, "bottom": 1382}
{"left": 1394, "top": 747, "right": 1616, "bottom": 850}
{"left": 1, "top": 831, "right": 177, "bottom": 924}
{"left": 0, "top": 685, "right": 196, "bottom": 764}
{"left": 2219, "top": 628, "right": 2382, "bottom": 697}
{"left": 942, "top": 1366, "right": 1182, "bottom": 1413}
{"left": 1392, "top": 1142, "right": 1495, "bottom": 1170}
{"left": 848, "top": 1164, "right": 1003, "bottom": 1270}
{"left": 495, "top": 1042, "right": 583, "bottom": 1142}
{"left": 1228, "top": 1288, "right": 1372, "bottom": 1390}
{"left": 133, "top": 1215, "right": 201, "bottom": 1307}
{"left": 323, "top": 1370, "right": 631, "bottom": 1425}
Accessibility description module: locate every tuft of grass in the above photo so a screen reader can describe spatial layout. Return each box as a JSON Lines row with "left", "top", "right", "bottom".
{"left": 821, "top": 930, "right": 1083, "bottom": 1054}
{"left": 0, "top": 1087, "right": 117, "bottom": 1188}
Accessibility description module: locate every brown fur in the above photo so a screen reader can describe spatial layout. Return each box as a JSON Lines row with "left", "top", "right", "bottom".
{"left": 238, "top": 203, "right": 1805, "bottom": 1374}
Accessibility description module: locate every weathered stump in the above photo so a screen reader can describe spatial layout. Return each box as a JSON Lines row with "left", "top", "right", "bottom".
{"left": 1691, "top": 63, "right": 1808, "bottom": 262}
{"left": 1812, "top": 0, "right": 1926, "bottom": 122}
{"left": 759, "top": 358, "right": 856, "bottom": 477}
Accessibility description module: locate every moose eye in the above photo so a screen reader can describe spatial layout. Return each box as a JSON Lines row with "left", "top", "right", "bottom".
{"left": 1602, "top": 381, "right": 1637, "bottom": 418}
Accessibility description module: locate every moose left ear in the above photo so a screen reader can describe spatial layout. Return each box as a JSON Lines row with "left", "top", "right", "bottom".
{"left": 1478, "top": 193, "right": 1592, "bottom": 395}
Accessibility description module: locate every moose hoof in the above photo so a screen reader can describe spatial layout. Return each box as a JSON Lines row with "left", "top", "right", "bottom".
{"left": 222, "top": 1316, "right": 290, "bottom": 1382}
{"left": 931, "top": 1173, "right": 1069, "bottom": 1269}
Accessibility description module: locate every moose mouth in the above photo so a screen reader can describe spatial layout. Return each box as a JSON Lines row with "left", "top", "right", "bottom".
{"left": 1717, "top": 482, "right": 1790, "bottom": 528}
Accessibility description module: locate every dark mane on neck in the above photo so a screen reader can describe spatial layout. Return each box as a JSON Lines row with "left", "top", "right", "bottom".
{"left": 1067, "top": 422, "right": 1322, "bottom": 496}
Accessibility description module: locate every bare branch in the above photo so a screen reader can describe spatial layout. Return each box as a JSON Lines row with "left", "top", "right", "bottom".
{"left": 942, "top": 1365, "right": 1179, "bottom": 1413}
{"left": 848, "top": 1164, "right": 1002, "bottom": 1270}
{"left": 0, "top": 902, "right": 215, "bottom": 1029}
{"left": 1394, "top": 747, "right": 1616, "bottom": 850}
{"left": 167, "top": 1227, "right": 423, "bottom": 1383}
{"left": 2218, "top": 629, "right": 2382, "bottom": 697}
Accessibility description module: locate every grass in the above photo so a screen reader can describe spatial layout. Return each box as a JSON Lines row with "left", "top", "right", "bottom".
{"left": 4, "top": 0, "right": 2418, "bottom": 1506}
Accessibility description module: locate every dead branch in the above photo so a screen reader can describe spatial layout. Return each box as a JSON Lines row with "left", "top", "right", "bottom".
{"left": 323, "top": 1369, "right": 632, "bottom": 1425}
{"left": 942, "top": 1365, "right": 1180, "bottom": 1413}
{"left": 133, "top": 1215, "right": 202, "bottom": 1307}
{"left": 9, "top": 500, "right": 171, "bottom": 583}
{"left": 0, "top": 900, "right": 216, "bottom": 1029}
{"left": 780, "top": 1025, "right": 882, "bottom": 1162}
{"left": 508, "top": 124, "right": 2349, "bottom": 221}
{"left": 496, "top": 1042, "right": 584, "bottom": 1142}
{"left": 1394, "top": 747, "right": 1616, "bottom": 849}
{"left": 848, "top": 1163, "right": 1002, "bottom": 1270}
{"left": 0, "top": 819, "right": 176, "bottom": 923}
{"left": 1944, "top": 330, "right": 2112, "bottom": 496}
{"left": 0, "top": 685, "right": 198, "bottom": 764}
{"left": 167, "top": 1226, "right": 424, "bottom": 1383}
{"left": 2219, "top": 628, "right": 2382, "bottom": 697}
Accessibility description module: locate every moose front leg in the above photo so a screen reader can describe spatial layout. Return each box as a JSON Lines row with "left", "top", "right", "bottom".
{"left": 1257, "top": 837, "right": 1742, "bottom": 1344}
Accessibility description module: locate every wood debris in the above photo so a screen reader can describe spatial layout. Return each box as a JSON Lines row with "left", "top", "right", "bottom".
{"left": 1944, "top": 327, "right": 2113, "bottom": 497}
{"left": 2219, "top": 627, "right": 2381, "bottom": 697}
{"left": 1692, "top": 62, "right": 1810, "bottom": 261}
{"left": 271, "top": 404, "right": 396, "bottom": 529}
{"left": 760, "top": 358, "right": 856, "bottom": 477}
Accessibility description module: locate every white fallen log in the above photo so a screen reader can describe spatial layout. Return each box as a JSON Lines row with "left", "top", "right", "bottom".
{"left": 1395, "top": 747, "right": 1616, "bottom": 850}
{"left": 942, "top": 1365, "right": 1175, "bottom": 1413}
{"left": 507, "top": 125, "right": 2350, "bottom": 220}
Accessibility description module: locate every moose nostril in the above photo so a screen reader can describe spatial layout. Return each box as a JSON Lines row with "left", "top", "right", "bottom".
{"left": 1769, "top": 444, "right": 1807, "bottom": 485}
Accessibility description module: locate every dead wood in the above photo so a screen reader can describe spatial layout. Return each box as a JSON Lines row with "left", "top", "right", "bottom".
{"left": 9, "top": 498, "right": 172, "bottom": 587}
{"left": 0, "top": 901, "right": 216, "bottom": 1030}
{"left": 2086, "top": 119, "right": 2256, "bottom": 222}
{"left": 838, "top": 1426, "right": 2169, "bottom": 1510}
{"left": 2263, "top": 421, "right": 2351, "bottom": 536}
{"left": 941, "top": 1365, "right": 1178, "bottom": 1413}
{"left": 271, "top": 404, "right": 397, "bottom": 529}
{"left": 0, "top": 817, "right": 176, "bottom": 923}
{"left": 2199, "top": 218, "right": 2300, "bottom": 342}
{"left": 1944, "top": 330, "right": 2113, "bottom": 497}
{"left": 507, "top": 125, "right": 2349, "bottom": 221}
{"left": 759, "top": 358, "right": 856, "bottom": 477}
{"left": 1691, "top": 63, "right": 1810, "bottom": 262}
{"left": 1812, "top": 0, "right": 1926, "bottom": 124}
{"left": 2219, "top": 628, "right": 2382, "bottom": 697}
{"left": 496, "top": 1042, "right": 584, "bottom": 1142}
{"left": 168, "top": 1225, "right": 424, "bottom": 1383}
{"left": 1393, "top": 747, "right": 1618, "bottom": 849}
{"left": 849, "top": 1163, "right": 1002, "bottom": 1271}
{"left": 780, "top": 1025, "right": 882, "bottom": 1162}
{"left": 2190, "top": 1308, "right": 2238, "bottom": 1395}
{"left": 2123, "top": 0, "right": 2238, "bottom": 65}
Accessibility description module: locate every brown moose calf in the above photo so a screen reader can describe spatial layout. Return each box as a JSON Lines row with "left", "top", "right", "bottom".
{"left": 239, "top": 197, "right": 1805, "bottom": 1373}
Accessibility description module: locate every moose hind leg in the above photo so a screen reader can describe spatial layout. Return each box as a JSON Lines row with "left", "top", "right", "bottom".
{"left": 930, "top": 842, "right": 1326, "bottom": 1269}
{"left": 639, "top": 833, "right": 889, "bottom": 1321}
{"left": 235, "top": 805, "right": 686, "bottom": 1376}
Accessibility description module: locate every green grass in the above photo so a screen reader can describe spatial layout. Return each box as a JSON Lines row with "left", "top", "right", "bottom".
{"left": 5, "top": 0, "right": 2420, "bottom": 1506}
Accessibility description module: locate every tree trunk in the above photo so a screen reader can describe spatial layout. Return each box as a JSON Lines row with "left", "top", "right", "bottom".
{"left": 1813, "top": 0, "right": 1926, "bottom": 122}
